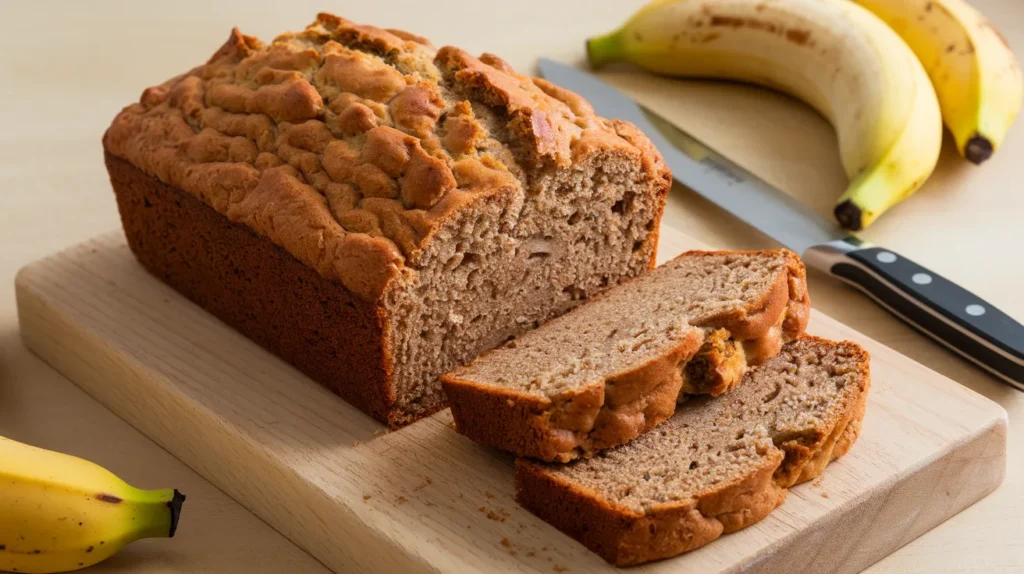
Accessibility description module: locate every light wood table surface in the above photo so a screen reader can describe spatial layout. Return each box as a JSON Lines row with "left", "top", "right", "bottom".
{"left": 1, "top": 1, "right": 1021, "bottom": 572}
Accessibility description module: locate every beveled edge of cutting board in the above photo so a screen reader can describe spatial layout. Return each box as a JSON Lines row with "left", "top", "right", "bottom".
{"left": 14, "top": 229, "right": 1010, "bottom": 574}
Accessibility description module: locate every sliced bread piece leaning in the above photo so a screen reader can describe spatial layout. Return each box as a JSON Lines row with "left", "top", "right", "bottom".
{"left": 515, "top": 337, "right": 870, "bottom": 566}
{"left": 442, "top": 250, "right": 809, "bottom": 462}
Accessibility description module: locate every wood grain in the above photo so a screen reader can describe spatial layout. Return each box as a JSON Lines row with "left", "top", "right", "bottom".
{"left": 16, "top": 227, "right": 1007, "bottom": 573}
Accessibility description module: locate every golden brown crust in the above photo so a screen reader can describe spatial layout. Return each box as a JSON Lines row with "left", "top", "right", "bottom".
{"left": 102, "top": 13, "right": 665, "bottom": 302}
{"left": 444, "top": 250, "right": 811, "bottom": 461}
{"left": 515, "top": 337, "right": 871, "bottom": 566}
{"left": 776, "top": 337, "right": 871, "bottom": 487}
{"left": 444, "top": 328, "right": 704, "bottom": 462}
{"left": 679, "top": 248, "right": 809, "bottom": 342}
{"left": 515, "top": 448, "right": 787, "bottom": 566}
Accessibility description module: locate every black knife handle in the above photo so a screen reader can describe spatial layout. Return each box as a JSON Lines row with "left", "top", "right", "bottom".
{"left": 804, "top": 239, "right": 1024, "bottom": 390}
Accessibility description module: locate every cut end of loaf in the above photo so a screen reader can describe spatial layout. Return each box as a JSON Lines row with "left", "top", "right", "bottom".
{"left": 385, "top": 149, "right": 667, "bottom": 426}
{"left": 515, "top": 337, "right": 870, "bottom": 566}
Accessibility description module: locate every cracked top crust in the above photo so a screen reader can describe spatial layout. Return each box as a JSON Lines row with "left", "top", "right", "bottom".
{"left": 103, "top": 13, "right": 666, "bottom": 301}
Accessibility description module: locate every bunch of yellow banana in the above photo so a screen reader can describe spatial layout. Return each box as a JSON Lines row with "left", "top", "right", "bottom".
{"left": 0, "top": 436, "right": 185, "bottom": 573}
{"left": 854, "top": 0, "right": 1023, "bottom": 164}
{"left": 588, "top": 0, "right": 1022, "bottom": 230}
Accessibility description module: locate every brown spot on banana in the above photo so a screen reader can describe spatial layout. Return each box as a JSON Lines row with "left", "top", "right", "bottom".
{"left": 786, "top": 29, "right": 811, "bottom": 45}
{"left": 959, "top": 36, "right": 977, "bottom": 56}
{"left": 96, "top": 493, "right": 123, "bottom": 503}
{"left": 700, "top": 33, "right": 722, "bottom": 44}
{"left": 710, "top": 15, "right": 746, "bottom": 28}
{"left": 709, "top": 15, "right": 791, "bottom": 36}
{"left": 904, "top": 178, "right": 925, "bottom": 200}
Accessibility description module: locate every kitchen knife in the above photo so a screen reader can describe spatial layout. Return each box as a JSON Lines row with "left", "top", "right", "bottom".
{"left": 538, "top": 58, "right": 1024, "bottom": 390}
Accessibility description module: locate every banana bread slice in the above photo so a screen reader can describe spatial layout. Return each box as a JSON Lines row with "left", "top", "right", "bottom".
{"left": 515, "top": 337, "right": 870, "bottom": 566}
{"left": 103, "top": 14, "right": 671, "bottom": 428}
{"left": 442, "top": 250, "right": 809, "bottom": 462}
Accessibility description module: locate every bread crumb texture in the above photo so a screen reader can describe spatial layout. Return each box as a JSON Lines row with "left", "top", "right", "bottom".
{"left": 103, "top": 13, "right": 663, "bottom": 301}
{"left": 516, "top": 337, "right": 870, "bottom": 565}
{"left": 442, "top": 250, "right": 810, "bottom": 461}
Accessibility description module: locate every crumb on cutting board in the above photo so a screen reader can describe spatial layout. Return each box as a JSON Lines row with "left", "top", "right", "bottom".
{"left": 485, "top": 491, "right": 495, "bottom": 499}
{"left": 501, "top": 538, "right": 511, "bottom": 548}
{"left": 362, "top": 494, "right": 371, "bottom": 501}
{"left": 396, "top": 496, "right": 407, "bottom": 505}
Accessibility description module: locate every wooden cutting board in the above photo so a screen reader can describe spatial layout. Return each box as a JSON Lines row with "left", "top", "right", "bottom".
{"left": 16, "top": 227, "right": 1007, "bottom": 574}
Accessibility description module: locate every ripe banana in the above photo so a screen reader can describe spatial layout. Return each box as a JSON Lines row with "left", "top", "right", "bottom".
{"left": 587, "top": 0, "right": 943, "bottom": 230}
{"left": 0, "top": 436, "right": 185, "bottom": 573}
{"left": 853, "top": 0, "right": 1023, "bottom": 164}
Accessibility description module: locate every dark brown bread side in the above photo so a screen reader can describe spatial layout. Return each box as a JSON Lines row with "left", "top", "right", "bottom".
{"left": 515, "top": 337, "right": 871, "bottom": 566}
{"left": 107, "top": 153, "right": 401, "bottom": 422}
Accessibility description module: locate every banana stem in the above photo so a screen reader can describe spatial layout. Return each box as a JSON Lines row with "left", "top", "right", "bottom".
{"left": 168, "top": 489, "right": 186, "bottom": 537}
{"left": 586, "top": 31, "right": 624, "bottom": 69}
{"left": 130, "top": 488, "right": 187, "bottom": 540}
{"left": 964, "top": 136, "right": 994, "bottom": 165}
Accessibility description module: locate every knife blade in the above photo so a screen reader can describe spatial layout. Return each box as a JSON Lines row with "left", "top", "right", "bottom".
{"left": 538, "top": 58, "right": 1024, "bottom": 390}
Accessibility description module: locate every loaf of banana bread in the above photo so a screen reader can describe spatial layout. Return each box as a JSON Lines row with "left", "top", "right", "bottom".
{"left": 103, "top": 14, "right": 671, "bottom": 427}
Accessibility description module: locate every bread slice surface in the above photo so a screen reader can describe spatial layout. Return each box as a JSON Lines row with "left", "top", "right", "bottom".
{"left": 443, "top": 250, "right": 810, "bottom": 461}
{"left": 515, "top": 337, "right": 870, "bottom": 566}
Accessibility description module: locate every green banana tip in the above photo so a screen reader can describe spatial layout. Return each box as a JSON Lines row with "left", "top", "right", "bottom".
{"left": 168, "top": 489, "right": 186, "bottom": 538}
{"left": 585, "top": 31, "right": 622, "bottom": 70}
{"left": 834, "top": 201, "right": 865, "bottom": 231}
{"left": 964, "top": 136, "right": 994, "bottom": 165}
